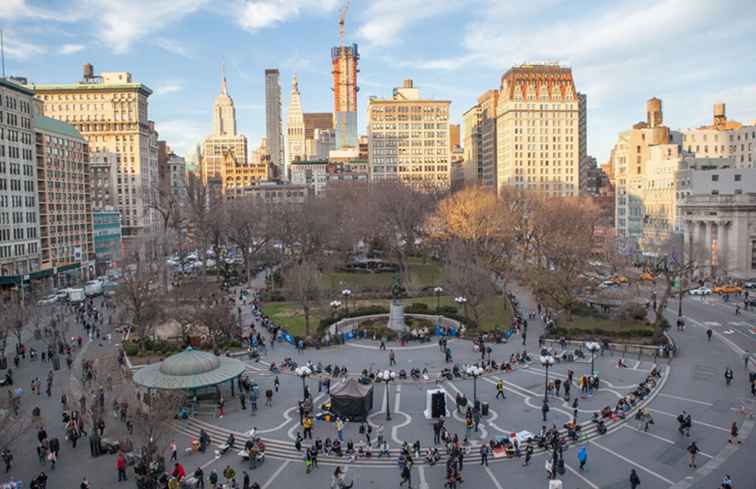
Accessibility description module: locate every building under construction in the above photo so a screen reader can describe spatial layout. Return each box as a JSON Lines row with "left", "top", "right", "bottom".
{"left": 331, "top": 2, "right": 359, "bottom": 149}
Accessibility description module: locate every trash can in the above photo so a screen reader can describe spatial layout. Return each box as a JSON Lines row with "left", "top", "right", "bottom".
{"left": 481, "top": 401, "right": 490, "bottom": 416}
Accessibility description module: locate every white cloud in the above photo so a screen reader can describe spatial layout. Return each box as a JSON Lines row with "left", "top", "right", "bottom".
{"left": 1, "top": 32, "right": 47, "bottom": 60}
{"left": 234, "top": 0, "right": 340, "bottom": 31}
{"left": 356, "top": 0, "right": 457, "bottom": 47}
{"left": 59, "top": 44, "right": 85, "bottom": 55}
{"left": 155, "top": 37, "right": 190, "bottom": 58}
{"left": 80, "top": 0, "right": 207, "bottom": 53}
{"left": 0, "top": 0, "right": 59, "bottom": 20}
{"left": 154, "top": 82, "right": 185, "bottom": 96}
{"left": 154, "top": 119, "right": 207, "bottom": 157}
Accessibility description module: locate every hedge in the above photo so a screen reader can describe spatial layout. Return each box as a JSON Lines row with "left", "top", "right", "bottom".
{"left": 318, "top": 305, "right": 390, "bottom": 329}
{"left": 552, "top": 327, "right": 655, "bottom": 338}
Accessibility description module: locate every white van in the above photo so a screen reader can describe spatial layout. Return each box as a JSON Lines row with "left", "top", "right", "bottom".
{"left": 68, "top": 288, "right": 85, "bottom": 303}
{"left": 85, "top": 280, "right": 103, "bottom": 297}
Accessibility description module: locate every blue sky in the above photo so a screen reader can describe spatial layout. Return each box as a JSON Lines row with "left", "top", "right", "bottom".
{"left": 3, "top": 0, "right": 756, "bottom": 163}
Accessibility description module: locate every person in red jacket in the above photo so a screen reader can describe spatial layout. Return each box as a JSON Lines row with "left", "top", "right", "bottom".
{"left": 173, "top": 462, "right": 186, "bottom": 481}
{"left": 116, "top": 450, "right": 127, "bottom": 482}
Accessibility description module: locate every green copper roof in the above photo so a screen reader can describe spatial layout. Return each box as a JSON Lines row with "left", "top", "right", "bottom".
{"left": 27, "top": 82, "right": 152, "bottom": 97}
{"left": 0, "top": 78, "right": 35, "bottom": 95}
{"left": 34, "top": 114, "right": 86, "bottom": 142}
{"left": 133, "top": 347, "right": 246, "bottom": 390}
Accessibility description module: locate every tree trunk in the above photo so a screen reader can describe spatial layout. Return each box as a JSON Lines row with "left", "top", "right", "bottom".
{"left": 304, "top": 305, "right": 310, "bottom": 338}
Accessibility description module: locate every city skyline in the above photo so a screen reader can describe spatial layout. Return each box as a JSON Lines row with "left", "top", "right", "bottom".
{"left": 2, "top": 0, "right": 756, "bottom": 162}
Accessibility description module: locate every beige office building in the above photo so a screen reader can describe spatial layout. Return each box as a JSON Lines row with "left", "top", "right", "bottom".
{"left": 28, "top": 65, "right": 154, "bottom": 239}
{"left": 286, "top": 75, "right": 306, "bottom": 175}
{"left": 680, "top": 103, "right": 756, "bottom": 168}
{"left": 495, "top": 64, "right": 584, "bottom": 197}
{"left": 34, "top": 114, "right": 94, "bottom": 278}
{"left": 463, "top": 89, "right": 498, "bottom": 187}
{"left": 367, "top": 80, "right": 451, "bottom": 188}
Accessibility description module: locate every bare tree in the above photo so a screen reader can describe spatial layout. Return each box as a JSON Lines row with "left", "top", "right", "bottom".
{"left": 283, "top": 260, "right": 323, "bottom": 337}
{"left": 225, "top": 197, "right": 272, "bottom": 287}
{"left": 132, "top": 390, "right": 185, "bottom": 485}
{"left": 116, "top": 250, "right": 164, "bottom": 352}
{"left": 442, "top": 241, "right": 497, "bottom": 327}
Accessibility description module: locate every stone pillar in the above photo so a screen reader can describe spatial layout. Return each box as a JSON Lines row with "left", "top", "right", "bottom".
{"left": 717, "top": 221, "right": 727, "bottom": 272}
{"left": 703, "top": 221, "right": 713, "bottom": 274}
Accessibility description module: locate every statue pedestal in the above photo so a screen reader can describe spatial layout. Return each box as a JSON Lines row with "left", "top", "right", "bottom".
{"left": 388, "top": 300, "right": 408, "bottom": 333}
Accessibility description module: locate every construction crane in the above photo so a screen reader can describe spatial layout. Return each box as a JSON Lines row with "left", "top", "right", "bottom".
{"left": 338, "top": 0, "right": 351, "bottom": 48}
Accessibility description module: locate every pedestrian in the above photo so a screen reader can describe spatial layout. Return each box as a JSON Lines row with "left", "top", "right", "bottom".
{"left": 399, "top": 463, "right": 412, "bottom": 488}
{"left": 194, "top": 467, "right": 205, "bottom": 489}
{"left": 479, "top": 444, "right": 489, "bottom": 466}
{"left": 721, "top": 474, "right": 733, "bottom": 489}
{"left": 47, "top": 449, "right": 57, "bottom": 469}
{"left": 572, "top": 398, "right": 579, "bottom": 420}
{"left": 336, "top": 417, "right": 344, "bottom": 441}
{"left": 523, "top": 444, "right": 533, "bottom": 466}
{"left": 116, "top": 450, "right": 128, "bottom": 482}
{"left": 577, "top": 446, "right": 587, "bottom": 470}
{"left": 630, "top": 469, "right": 641, "bottom": 489}
{"left": 209, "top": 470, "right": 219, "bottom": 489}
{"left": 706, "top": 328, "right": 713, "bottom": 341}
{"left": 170, "top": 440, "right": 178, "bottom": 462}
{"left": 728, "top": 422, "right": 740, "bottom": 444}
{"left": 495, "top": 380, "right": 506, "bottom": 400}
{"left": 687, "top": 441, "right": 699, "bottom": 468}
{"left": 542, "top": 399, "right": 549, "bottom": 422}
{"left": 218, "top": 397, "right": 225, "bottom": 418}
{"left": 265, "top": 388, "right": 273, "bottom": 407}
{"left": 274, "top": 376, "right": 280, "bottom": 392}
{"left": 303, "top": 416, "right": 313, "bottom": 439}
{"left": 1, "top": 449, "right": 12, "bottom": 473}
{"left": 389, "top": 350, "right": 396, "bottom": 366}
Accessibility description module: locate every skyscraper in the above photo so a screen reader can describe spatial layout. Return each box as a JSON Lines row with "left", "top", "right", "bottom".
{"left": 286, "top": 75, "right": 306, "bottom": 175}
{"left": 331, "top": 44, "right": 359, "bottom": 148}
{"left": 201, "top": 68, "right": 249, "bottom": 189}
{"left": 495, "top": 63, "right": 583, "bottom": 197}
{"left": 265, "top": 69, "right": 284, "bottom": 177}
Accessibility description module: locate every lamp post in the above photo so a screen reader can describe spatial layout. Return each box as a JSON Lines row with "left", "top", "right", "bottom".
{"left": 341, "top": 289, "right": 352, "bottom": 313}
{"left": 330, "top": 300, "right": 342, "bottom": 318}
{"left": 465, "top": 365, "right": 484, "bottom": 405}
{"left": 540, "top": 354, "right": 555, "bottom": 402}
{"left": 294, "top": 366, "right": 312, "bottom": 400}
{"left": 377, "top": 370, "right": 396, "bottom": 420}
{"left": 585, "top": 342, "right": 601, "bottom": 377}
{"left": 455, "top": 296, "right": 468, "bottom": 327}
{"left": 434, "top": 287, "right": 444, "bottom": 314}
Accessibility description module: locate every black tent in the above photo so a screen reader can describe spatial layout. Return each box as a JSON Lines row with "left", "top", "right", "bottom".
{"left": 329, "top": 378, "right": 374, "bottom": 422}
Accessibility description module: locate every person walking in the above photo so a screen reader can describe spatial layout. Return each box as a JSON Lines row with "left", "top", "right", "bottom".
{"left": 116, "top": 450, "right": 128, "bottom": 481}
{"left": 335, "top": 417, "right": 344, "bottom": 442}
{"left": 577, "top": 446, "right": 587, "bottom": 470}
{"left": 630, "top": 469, "right": 641, "bottom": 489}
{"left": 303, "top": 416, "right": 313, "bottom": 440}
{"left": 523, "top": 444, "right": 533, "bottom": 467}
{"left": 495, "top": 380, "right": 506, "bottom": 400}
{"left": 399, "top": 463, "right": 412, "bottom": 488}
{"left": 479, "top": 444, "right": 489, "bottom": 466}
{"left": 706, "top": 328, "right": 713, "bottom": 341}
{"left": 169, "top": 440, "right": 178, "bottom": 462}
{"left": 728, "top": 422, "right": 741, "bottom": 444}
{"left": 389, "top": 350, "right": 396, "bottom": 367}
{"left": 274, "top": 376, "right": 280, "bottom": 393}
{"left": 687, "top": 441, "right": 700, "bottom": 468}
{"left": 724, "top": 368, "right": 734, "bottom": 386}
{"left": 542, "top": 399, "right": 550, "bottom": 422}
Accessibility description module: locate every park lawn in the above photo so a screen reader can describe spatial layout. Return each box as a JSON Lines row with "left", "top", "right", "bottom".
{"left": 262, "top": 292, "right": 512, "bottom": 336}
{"left": 553, "top": 315, "right": 656, "bottom": 344}
{"left": 321, "top": 257, "right": 443, "bottom": 292}
{"left": 559, "top": 316, "right": 653, "bottom": 333}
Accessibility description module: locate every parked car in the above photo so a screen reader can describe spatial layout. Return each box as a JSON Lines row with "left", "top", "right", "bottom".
{"left": 713, "top": 285, "right": 744, "bottom": 295}
{"left": 639, "top": 273, "right": 656, "bottom": 282}
{"left": 36, "top": 294, "right": 58, "bottom": 305}
{"left": 85, "top": 280, "right": 103, "bottom": 297}
{"left": 689, "top": 287, "right": 712, "bottom": 296}
{"left": 744, "top": 280, "right": 756, "bottom": 289}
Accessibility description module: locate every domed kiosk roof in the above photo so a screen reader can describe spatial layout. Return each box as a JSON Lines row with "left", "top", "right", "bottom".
{"left": 133, "top": 347, "right": 245, "bottom": 390}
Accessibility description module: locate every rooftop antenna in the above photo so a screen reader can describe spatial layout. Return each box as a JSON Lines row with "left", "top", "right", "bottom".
{"left": 1, "top": 30, "right": 6, "bottom": 78}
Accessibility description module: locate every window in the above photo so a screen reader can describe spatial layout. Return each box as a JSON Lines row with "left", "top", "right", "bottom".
{"left": 735, "top": 174, "right": 741, "bottom": 181}
{"left": 711, "top": 174, "right": 719, "bottom": 181}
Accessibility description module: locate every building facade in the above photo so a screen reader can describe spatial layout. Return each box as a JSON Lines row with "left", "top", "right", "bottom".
{"left": 332, "top": 43, "right": 359, "bottom": 148}
{"left": 463, "top": 89, "right": 498, "bottom": 187}
{"left": 680, "top": 103, "right": 756, "bottom": 168}
{"left": 29, "top": 65, "right": 154, "bottom": 239}
{"left": 286, "top": 76, "right": 306, "bottom": 175}
{"left": 495, "top": 64, "right": 583, "bottom": 197}
{"left": 265, "top": 69, "right": 284, "bottom": 176}
{"left": 289, "top": 160, "right": 329, "bottom": 195}
{"left": 167, "top": 152, "right": 187, "bottom": 200}
{"left": 367, "top": 80, "right": 451, "bottom": 188}
{"left": 611, "top": 98, "right": 672, "bottom": 240}
{"left": 89, "top": 151, "right": 118, "bottom": 209}
{"left": 34, "top": 114, "right": 93, "bottom": 280}
{"left": 304, "top": 112, "right": 333, "bottom": 160}
{"left": 0, "top": 78, "right": 40, "bottom": 283}
{"left": 92, "top": 208, "right": 122, "bottom": 274}
{"left": 238, "top": 181, "right": 311, "bottom": 204}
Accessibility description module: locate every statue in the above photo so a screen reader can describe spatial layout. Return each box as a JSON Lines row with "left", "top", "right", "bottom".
{"left": 391, "top": 272, "right": 402, "bottom": 302}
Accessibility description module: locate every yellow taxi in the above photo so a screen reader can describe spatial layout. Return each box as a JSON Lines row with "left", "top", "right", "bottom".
{"left": 639, "top": 273, "right": 656, "bottom": 282}
{"left": 713, "top": 285, "right": 744, "bottom": 295}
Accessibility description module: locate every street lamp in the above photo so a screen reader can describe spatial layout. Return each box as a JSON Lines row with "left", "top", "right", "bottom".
{"left": 585, "top": 342, "right": 601, "bottom": 377}
{"left": 540, "top": 353, "right": 555, "bottom": 402}
{"left": 465, "top": 364, "right": 484, "bottom": 405}
{"left": 455, "top": 296, "right": 468, "bottom": 327}
{"left": 376, "top": 370, "right": 396, "bottom": 420}
{"left": 434, "top": 287, "right": 444, "bottom": 313}
{"left": 341, "top": 289, "right": 352, "bottom": 313}
{"left": 294, "top": 366, "right": 312, "bottom": 400}
{"left": 330, "top": 300, "right": 342, "bottom": 317}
